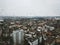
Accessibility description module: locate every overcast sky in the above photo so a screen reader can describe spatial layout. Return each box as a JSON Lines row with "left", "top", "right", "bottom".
{"left": 0, "top": 0, "right": 60, "bottom": 17}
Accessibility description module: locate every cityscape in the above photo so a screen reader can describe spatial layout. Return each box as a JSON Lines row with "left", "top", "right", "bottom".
{"left": 0, "top": 0, "right": 60, "bottom": 45}
{"left": 0, "top": 16, "right": 60, "bottom": 45}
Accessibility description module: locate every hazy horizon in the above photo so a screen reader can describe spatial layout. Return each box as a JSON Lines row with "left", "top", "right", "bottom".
{"left": 0, "top": 0, "right": 60, "bottom": 16}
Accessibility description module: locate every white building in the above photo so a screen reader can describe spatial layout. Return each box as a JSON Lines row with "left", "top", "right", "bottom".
{"left": 27, "top": 36, "right": 43, "bottom": 45}
{"left": 12, "top": 29, "right": 24, "bottom": 45}
{"left": 0, "top": 19, "right": 4, "bottom": 22}
{"left": 28, "top": 39, "right": 38, "bottom": 45}
{"left": 45, "top": 25, "right": 54, "bottom": 31}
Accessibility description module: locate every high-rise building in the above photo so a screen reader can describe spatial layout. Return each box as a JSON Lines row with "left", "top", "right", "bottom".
{"left": 12, "top": 29, "right": 24, "bottom": 45}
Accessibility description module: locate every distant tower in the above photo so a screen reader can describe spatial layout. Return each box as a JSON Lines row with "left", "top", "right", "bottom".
{"left": 12, "top": 29, "right": 24, "bottom": 45}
